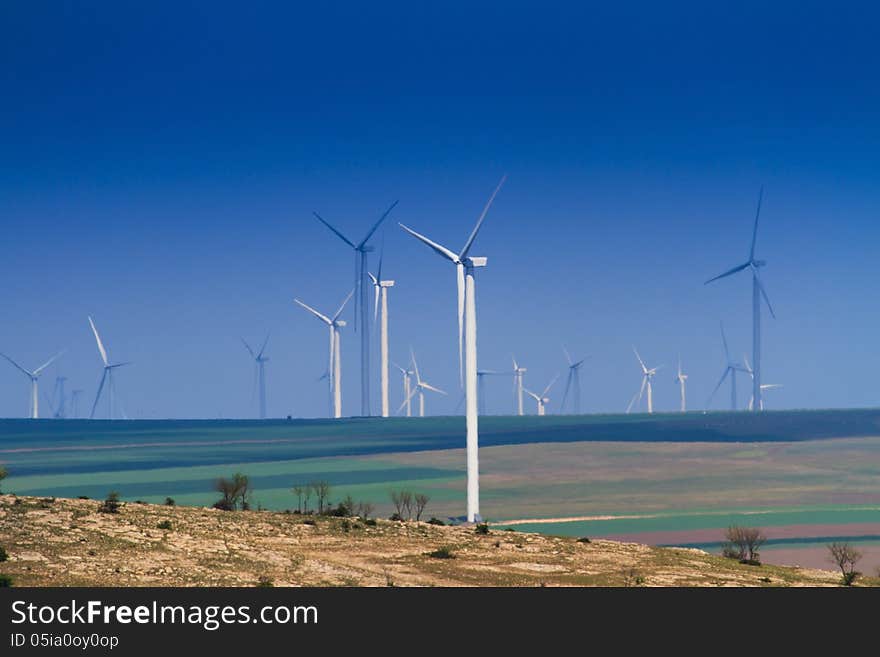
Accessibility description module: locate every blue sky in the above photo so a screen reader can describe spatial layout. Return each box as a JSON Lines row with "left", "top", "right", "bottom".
{"left": 1, "top": 2, "right": 878, "bottom": 418}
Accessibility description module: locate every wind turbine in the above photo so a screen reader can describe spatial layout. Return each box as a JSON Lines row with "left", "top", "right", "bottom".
{"left": 0, "top": 350, "right": 64, "bottom": 419}
{"left": 294, "top": 290, "right": 353, "bottom": 419}
{"left": 88, "top": 316, "right": 131, "bottom": 420}
{"left": 511, "top": 355, "right": 527, "bottom": 416}
{"left": 626, "top": 347, "right": 661, "bottom": 414}
{"left": 560, "top": 346, "right": 587, "bottom": 414}
{"left": 241, "top": 334, "right": 270, "bottom": 419}
{"left": 705, "top": 187, "right": 775, "bottom": 412}
{"left": 706, "top": 322, "right": 746, "bottom": 411}
{"left": 524, "top": 374, "right": 559, "bottom": 416}
{"left": 313, "top": 201, "right": 399, "bottom": 416}
{"left": 369, "top": 254, "right": 395, "bottom": 418}
{"left": 398, "top": 350, "right": 447, "bottom": 417}
{"left": 70, "top": 389, "right": 82, "bottom": 418}
{"left": 743, "top": 354, "right": 782, "bottom": 410}
{"left": 393, "top": 361, "right": 414, "bottom": 417}
{"left": 674, "top": 356, "right": 688, "bottom": 412}
{"left": 400, "top": 175, "right": 506, "bottom": 522}
{"left": 455, "top": 369, "right": 503, "bottom": 415}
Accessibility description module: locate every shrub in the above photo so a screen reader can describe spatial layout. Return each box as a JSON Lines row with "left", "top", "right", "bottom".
{"left": 474, "top": 523, "right": 490, "bottom": 535}
{"left": 426, "top": 517, "right": 445, "bottom": 526}
{"left": 78, "top": 495, "right": 90, "bottom": 500}
{"left": 389, "top": 512, "right": 404, "bottom": 522}
{"left": 340, "top": 519, "right": 352, "bottom": 532}
{"left": 364, "top": 518, "right": 377, "bottom": 527}
{"left": 156, "top": 520, "right": 173, "bottom": 530}
{"left": 213, "top": 473, "right": 250, "bottom": 511}
{"left": 0, "top": 545, "right": 8, "bottom": 562}
{"left": 722, "top": 526, "right": 765, "bottom": 564}
{"left": 256, "top": 576, "right": 274, "bottom": 587}
{"left": 340, "top": 495, "right": 356, "bottom": 517}
{"left": 504, "top": 527, "right": 516, "bottom": 532}
{"left": 302, "top": 518, "right": 316, "bottom": 526}
{"left": 164, "top": 497, "right": 176, "bottom": 506}
{"left": 428, "top": 546, "right": 456, "bottom": 559}
{"left": 577, "top": 537, "right": 591, "bottom": 544}
{"left": 98, "top": 491, "right": 121, "bottom": 514}
{"left": 0, "top": 575, "right": 12, "bottom": 587}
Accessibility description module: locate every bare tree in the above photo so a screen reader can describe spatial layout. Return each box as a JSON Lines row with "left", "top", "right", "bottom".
{"left": 723, "top": 526, "right": 765, "bottom": 563}
{"left": 414, "top": 493, "right": 430, "bottom": 521}
{"left": 390, "top": 490, "right": 405, "bottom": 518}
{"left": 303, "top": 484, "right": 313, "bottom": 514}
{"left": 214, "top": 472, "right": 250, "bottom": 511}
{"left": 400, "top": 490, "right": 413, "bottom": 520}
{"left": 291, "top": 484, "right": 305, "bottom": 513}
{"left": 357, "top": 502, "right": 375, "bottom": 520}
{"left": 828, "top": 542, "right": 862, "bottom": 585}
{"left": 311, "top": 480, "right": 331, "bottom": 515}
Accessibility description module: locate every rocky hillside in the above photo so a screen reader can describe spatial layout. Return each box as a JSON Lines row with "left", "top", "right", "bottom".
{"left": 0, "top": 495, "right": 863, "bottom": 587}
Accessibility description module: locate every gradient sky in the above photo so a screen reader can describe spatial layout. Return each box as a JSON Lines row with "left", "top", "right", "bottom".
{"left": 1, "top": 2, "right": 878, "bottom": 418}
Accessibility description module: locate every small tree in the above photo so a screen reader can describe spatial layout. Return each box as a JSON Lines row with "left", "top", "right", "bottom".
{"left": 98, "top": 491, "right": 121, "bottom": 514}
{"left": 390, "top": 490, "right": 405, "bottom": 519}
{"left": 303, "top": 484, "right": 313, "bottom": 514}
{"left": 213, "top": 473, "right": 250, "bottom": 511}
{"left": 0, "top": 465, "right": 7, "bottom": 494}
{"left": 828, "top": 542, "right": 862, "bottom": 586}
{"left": 164, "top": 497, "right": 176, "bottom": 506}
{"left": 357, "top": 502, "right": 375, "bottom": 520}
{"left": 414, "top": 493, "right": 430, "bottom": 521}
{"left": 291, "top": 484, "right": 305, "bottom": 513}
{"left": 340, "top": 494, "right": 356, "bottom": 517}
{"left": 400, "top": 490, "right": 413, "bottom": 520}
{"left": 311, "top": 481, "right": 331, "bottom": 515}
{"left": 723, "top": 525, "right": 765, "bottom": 564}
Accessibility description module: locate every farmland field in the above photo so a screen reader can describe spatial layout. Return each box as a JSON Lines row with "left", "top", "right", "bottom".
{"left": 2, "top": 409, "right": 879, "bottom": 573}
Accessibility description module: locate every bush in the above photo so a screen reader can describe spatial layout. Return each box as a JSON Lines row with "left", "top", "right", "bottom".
{"left": 164, "top": 497, "right": 176, "bottom": 506}
{"left": 98, "top": 491, "right": 121, "bottom": 514}
{"left": 0, "top": 574, "right": 12, "bottom": 587}
{"left": 256, "top": 576, "right": 274, "bottom": 587}
{"left": 474, "top": 523, "right": 490, "bottom": 535}
{"left": 576, "top": 537, "right": 591, "bottom": 544}
{"left": 78, "top": 495, "right": 90, "bottom": 500}
{"left": 302, "top": 518, "right": 316, "bottom": 526}
{"left": 339, "top": 519, "right": 352, "bottom": 532}
{"left": 426, "top": 517, "right": 445, "bottom": 526}
{"left": 214, "top": 473, "right": 250, "bottom": 511}
{"left": 722, "top": 526, "right": 765, "bottom": 564}
{"left": 364, "top": 518, "right": 377, "bottom": 527}
{"left": 504, "top": 527, "right": 516, "bottom": 532}
{"left": 428, "top": 546, "right": 456, "bottom": 559}
{"left": 0, "top": 545, "right": 8, "bottom": 562}
{"left": 156, "top": 520, "right": 173, "bottom": 530}
{"left": 389, "top": 512, "right": 404, "bottom": 522}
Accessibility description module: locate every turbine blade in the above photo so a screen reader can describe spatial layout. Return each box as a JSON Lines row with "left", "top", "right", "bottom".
{"left": 33, "top": 350, "right": 65, "bottom": 376}
{"left": 399, "top": 223, "right": 459, "bottom": 262}
{"left": 421, "top": 381, "right": 447, "bottom": 395}
{"left": 562, "top": 345, "right": 573, "bottom": 366}
{"left": 257, "top": 333, "right": 270, "bottom": 359}
{"left": 541, "top": 374, "right": 559, "bottom": 397}
{"left": 313, "top": 212, "right": 356, "bottom": 248}
{"left": 88, "top": 316, "right": 109, "bottom": 366}
{"left": 638, "top": 376, "right": 647, "bottom": 404}
{"left": 749, "top": 186, "right": 763, "bottom": 262}
{"left": 0, "top": 352, "right": 32, "bottom": 378}
{"left": 720, "top": 322, "right": 730, "bottom": 362}
{"left": 409, "top": 347, "right": 421, "bottom": 383}
{"left": 358, "top": 200, "right": 399, "bottom": 248}
{"left": 294, "top": 299, "right": 332, "bottom": 325}
{"left": 524, "top": 388, "right": 540, "bottom": 402}
{"left": 90, "top": 369, "right": 107, "bottom": 419}
{"left": 459, "top": 174, "right": 507, "bottom": 259}
{"left": 754, "top": 271, "right": 776, "bottom": 319}
{"left": 626, "top": 391, "right": 639, "bottom": 414}
{"left": 373, "top": 279, "right": 379, "bottom": 323}
{"left": 397, "top": 385, "right": 419, "bottom": 414}
{"left": 705, "top": 262, "right": 750, "bottom": 285}
{"left": 241, "top": 338, "right": 256, "bottom": 359}
{"left": 707, "top": 368, "right": 730, "bottom": 407}
{"left": 633, "top": 346, "right": 647, "bottom": 373}
{"left": 332, "top": 289, "right": 355, "bottom": 322}
{"left": 457, "top": 263, "right": 465, "bottom": 386}
{"left": 560, "top": 371, "right": 573, "bottom": 410}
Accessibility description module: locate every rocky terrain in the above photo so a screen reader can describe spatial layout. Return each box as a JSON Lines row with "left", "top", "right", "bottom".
{"left": 0, "top": 495, "right": 866, "bottom": 587}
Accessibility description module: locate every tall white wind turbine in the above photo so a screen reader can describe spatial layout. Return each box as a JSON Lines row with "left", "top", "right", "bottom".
{"left": 0, "top": 350, "right": 64, "bottom": 419}
{"left": 369, "top": 254, "right": 395, "bottom": 418}
{"left": 294, "top": 290, "right": 353, "bottom": 419}
{"left": 706, "top": 322, "right": 746, "bottom": 411}
{"left": 742, "top": 354, "right": 782, "bottom": 410}
{"left": 399, "top": 175, "right": 506, "bottom": 522}
{"left": 88, "top": 316, "right": 131, "bottom": 420}
{"left": 674, "top": 356, "right": 688, "bottom": 412}
{"left": 398, "top": 350, "right": 447, "bottom": 417}
{"left": 511, "top": 355, "right": 527, "bottom": 416}
{"left": 524, "top": 374, "right": 559, "bottom": 416}
{"left": 242, "top": 334, "right": 270, "bottom": 419}
{"left": 560, "top": 346, "right": 587, "bottom": 414}
{"left": 313, "top": 202, "right": 398, "bottom": 416}
{"left": 626, "top": 347, "right": 661, "bottom": 414}
{"left": 705, "top": 187, "right": 775, "bottom": 412}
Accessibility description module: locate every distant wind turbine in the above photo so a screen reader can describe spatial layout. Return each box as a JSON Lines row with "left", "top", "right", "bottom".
{"left": 524, "top": 374, "right": 559, "bottom": 416}
{"left": 88, "top": 316, "right": 130, "bottom": 419}
{"left": 0, "top": 349, "right": 65, "bottom": 419}
{"left": 560, "top": 346, "right": 587, "bottom": 414}
{"left": 369, "top": 252, "right": 395, "bottom": 418}
{"left": 294, "top": 290, "right": 353, "bottom": 419}
{"left": 705, "top": 187, "right": 775, "bottom": 412}
{"left": 398, "top": 349, "right": 447, "bottom": 417}
{"left": 393, "top": 361, "right": 414, "bottom": 417}
{"left": 706, "top": 322, "right": 746, "bottom": 411}
{"left": 674, "top": 356, "right": 688, "bottom": 412}
{"left": 743, "top": 354, "right": 782, "bottom": 410}
{"left": 400, "top": 175, "right": 506, "bottom": 522}
{"left": 626, "top": 347, "right": 661, "bottom": 414}
{"left": 241, "top": 334, "right": 270, "bottom": 419}
{"left": 70, "top": 389, "right": 82, "bottom": 418}
{"left": 511, "top": 355, "right": 527, "bottom": 416}
{"left": 313, "top": 201, "right": 399, "bottom": 416}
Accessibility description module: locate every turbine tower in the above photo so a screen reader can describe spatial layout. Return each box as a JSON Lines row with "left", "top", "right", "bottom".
{"left": 88, "top": 316, "right": 131, "bottom": 420}
{"left": 393, "top": 361, "right": 414, "bottom": 417}
{"left": 674, "top": 356, "right": 688, "bottom": 412}
{"left": 707, "top": 322, "right": 745, "bottom": 410}
{"left": 626, "top": 347, "right": 661, "bottom": 414}
{"left": 313, "top": 202, "right": 398, "bottom": 416}
{"left": 398, "top": 350, "right": 446, "bottom": 417}
{"left": 294, "top": 291, "right": 353, "bottom": 419}
{"left": 400, "top": 175, "right": 506, "bottom": 522}
{"left": 241, "top": 334, "right": 270, "bottom": 419}
{"left": 705, "top": 187, "right": 775, "bottom": 412}
{"left": 743, "top": 354, "right": 782, "bottom": 410}
{"left": 369, "top": 254, "right": 395, "bottom": 418}
{"left": 560, "top": 346, "right": 587, "bottom": 414}
{"left": 511, "top": 355, "right": 527, "bottom": 416}
{"left": 70, "top": 389, "right": 82, "bottom": 418}
{"left": 0, "top": 350, "right": 64, "bottom": 419}
{"left": 524, "top": 374, "right": 558, "bottom": 416}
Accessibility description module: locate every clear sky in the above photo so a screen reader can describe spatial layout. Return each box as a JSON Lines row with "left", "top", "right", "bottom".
{"left": 1, "top": 2, "right": 878, "bottom": 418}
